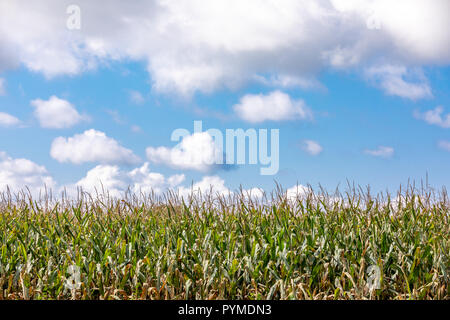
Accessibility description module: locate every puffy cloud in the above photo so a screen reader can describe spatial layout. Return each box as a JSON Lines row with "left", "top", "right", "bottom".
{"left": 50, "top": 129, "right": 140, "bottom": 165}
{"left": 0, "top": 1, "right": 448, "bottom": 95}
{"left": 30, "top": 96, "right": 87, "bottom": 129}
{"left": 0, "top": 151, "right": 56, "bottom": 195}
{"left": 286, "top": 184, "right": 310, "bottom": 201}
{"left": 67, "top": 162, "right": 185, "bottom": 197}
{"left": 128, "top": 163, "right": 185, "bottom": 194}
{"left": 414, "top": 106, "right": 450, "bottom": 128}
{"left": 0, "top": 149, "right": 302, "bottom": 201}
{"left": 0, "top": 112, "right": 21, "bottom": 127}
{"left": 302, "top": 140, "right": 323, "bottom": 155}
{"left": 365, "top": 65, "right": 432, "bottom": 100}
{"left": 178, "top": 176, "right": 268, "bottom": 199}
{"left": 364, "top": 146, "right": 394, "bottom": 158}
{"left": 331, "top": 0, "right": 450, "bottom": 63}
{"left": 0, "top": 1, "right": 91, "bottom": 76}
{"left": 438, "top": 141, "right": 450, "bottom": 152}
{"left": 0, "top": 78, "right": 5, "bottom": 95}
{"left": 146, "top": 132, "right": 223, "bottom": 172}
{"left": 243, "top": 187, "right": 265, "bottom": 200}
{"left": 69, "top": 165, "right": 235, "bottom": 199}
{"left": 177, "top": 175, "right": 231, "bottom": 197}
{"left": 233, "top": 91, "right": 312, "bottom": 123}
{"left": 74, "top": 165, "right": 126, "bottom": 197}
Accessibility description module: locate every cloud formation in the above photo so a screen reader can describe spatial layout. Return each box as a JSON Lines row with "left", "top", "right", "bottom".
{"left": 50, "top": 129, "right": 140, "bottom": 165}
{"left": 68, "top": 162, "right": 185, "bottom": 197}
{"left": 302, "top": 140, "right": 323, "bottom": 156}
{"left": 364, "top": 146, "right": 394, "bottom": 158}
{"left": 233, "top": 91, "right": 312, "bottom": 123}
{"left": 0, "top": 153, "right": 232, "bottom": 200}
{"left": 0, "top": 151, "right": 55, "bottom": 195}
{"left": 286, "top": 184, "right": 310, "bottom": 202}
{"left": 177, "top": 175, "right": 231, "bottom": 197}
{"left": 0, "top": 112, "right": 21, "bottom": 127}
{"left": 414, "top": 106, "right": 450, "bottom": 128}
{"left": 30, "top": 96, "right": 87, "bottom": 129}
{"left": 146, "top": 132, "right": 223, "bottom": 172}
{"left": 365, "top": 65, "right": 432, "bottom": 100}
{"left": 0, "top": 1, "right": 448, "bottom": 95}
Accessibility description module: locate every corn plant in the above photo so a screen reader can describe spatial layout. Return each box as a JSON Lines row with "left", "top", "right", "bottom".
{"left": 0, "top": 185, "right": 448, "bottom": 300}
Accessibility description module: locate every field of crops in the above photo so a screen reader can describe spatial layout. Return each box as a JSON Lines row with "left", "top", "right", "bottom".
{"left": 0, "top": 186, "right": 448, "bottom": 300}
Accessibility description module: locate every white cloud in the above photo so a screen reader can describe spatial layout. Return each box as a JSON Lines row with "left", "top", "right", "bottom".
{"left": 0, "top": 1, "right": 448, "bottom": 95}
{"left": 50, "top": 129, "right": 140, "bottom": 165}
{"left": 68, "top": 162, "right": 185, "bottom": 198}
{"left": 322, "top": 46, "right": 362, "bottom": 69}
{"left": 365, "top": 65, "right": 432, "bottom": 100}
{"left": 146, "top": 132, "right": 222, "bottom": 172}
{"left": 438, "top": 141, "right": 450, "bottom": 152}
{"left": 242, "top": 187, "right": 265, "bottom": 200}
{"left": 178, "top": 178, "right": 310, "bottom": 201}
{"left": 129, "top": 163, "right": 185, "bottom": 194}
{"left": 364, "top": 146, "right": 394, "bottom": 158}
{"left": 176, "top": 175, "right": 266, "bottom": 199}
{"left": 302, "top": 140, "right": 323, "bottom": 155}
{"left": 74, "top": 165, "right": 126, "bottom": 197}
{"left": 233, "top": 90, "right": 312, "bottom": 123}
{"left": 331, "top": 0, "right": 450, "bottom": 63}
{"left": 0, "top": 78, "right": 5, "bottom": 95}
{"left": 286, "top": 184, "right": 310, "bottom": 202}
{"left": 177, "top": 175, "right": 231, "bottom": 197}
{"left": 30, "top": 96, "right": 87, "bottom": 129}
{"left": 69, "top": 165, "right": 234, "bottom": 199}
{"left": 0, "top": 151, "right": 56, "bottom": 195}
{"left": 0, "top": 112, "right": 21, "bottom": 127}
{"left": 414, "top": 106, "right": 450, "bottom": 128}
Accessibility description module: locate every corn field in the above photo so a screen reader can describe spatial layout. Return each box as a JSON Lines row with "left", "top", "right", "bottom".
{"left": 0, "top": 185, "right": 448, "bottom": 300}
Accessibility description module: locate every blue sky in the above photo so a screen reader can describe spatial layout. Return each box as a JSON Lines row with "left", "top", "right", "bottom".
{"left": 0, "top": 1, "right": 449, "bottom": 197}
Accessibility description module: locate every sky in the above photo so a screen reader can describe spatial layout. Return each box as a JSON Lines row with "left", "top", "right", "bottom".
{"left": 0, "top": 0, "right": 449, "bottom": 198}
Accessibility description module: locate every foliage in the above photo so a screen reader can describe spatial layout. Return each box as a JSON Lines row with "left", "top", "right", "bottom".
{"left": 0, "top": 185, "right": 448, "bottom": 300}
